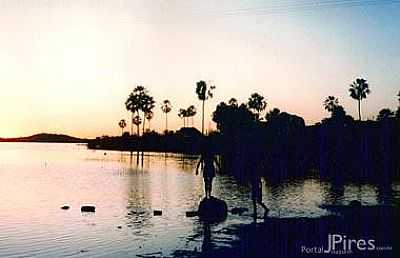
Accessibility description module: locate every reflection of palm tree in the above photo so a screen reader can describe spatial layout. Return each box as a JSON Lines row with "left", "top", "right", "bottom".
{"left": 247, "top": 93, "right": 267, "bottom": 120}
{"left": 161, "top": 99, "right": 172, "bottom": 134}
{"left": 349, "top": 78, "right": 370, "bottom": 120}
{"left": 196, "top": 80, "right": 215, "bottom": 135}
{"left": 118, "top": 119, "right": 127, "bottom": 136}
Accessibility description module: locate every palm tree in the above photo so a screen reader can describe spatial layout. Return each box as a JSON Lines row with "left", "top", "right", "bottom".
{"left": 196, "top": 80, "right": 215, "bottom": 135}
{"left": 125, "top": 86, "right": 143, "bottom": 135}
{"left": 145, "top": 111, "right": 154, "bottom": 132}
{"left": 186, "top": 105, "right": 197, "bottom": 127}
{"left": 118, "top": 119, "right": 127, "bottom": 136}
{"left": 132, "top": 115, "right": 142, "bottom": 136}
{"left": 323, "top": 96, "right": 339, "bottom": 114}
{"left": 125, "top": 86, "right": 155, "bottom": 136}
{"left": 349, "top": 78, "right": 371, "bottom": 120}
{"left": 247, "top": 93, "right": 267, "bottom": 120}
{"left": 141, "top": 94, "right": 155, "bottom": 135}
{"left": 161, "top": 100, "right": 172, "bottom": 133}
{"left": 178, "top": 108, "right": 188, "bottom": 127}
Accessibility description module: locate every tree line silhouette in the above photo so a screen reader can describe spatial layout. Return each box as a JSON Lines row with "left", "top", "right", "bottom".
{"left": 89, "top": 78, "right": 400, "bottom": 180}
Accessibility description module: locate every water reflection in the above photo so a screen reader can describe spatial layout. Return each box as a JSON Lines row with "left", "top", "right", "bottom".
{"left": 0, "top": 143, "right": 398, "bottom": 258}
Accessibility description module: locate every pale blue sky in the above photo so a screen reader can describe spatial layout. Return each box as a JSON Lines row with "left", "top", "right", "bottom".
{"left": 0, "top": 0, "right": 399, "bottom": 137}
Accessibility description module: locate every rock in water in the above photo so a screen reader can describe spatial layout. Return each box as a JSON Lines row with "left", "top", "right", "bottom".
{"left": 153, "top": 210, "right": 162, "bottom": 216}
{"left": 198, "top": 197, "right": 228, "bottom": 223}
{"left": 61, "top": 205, "right": 70, "bottom": 210}
{"left": 81, "top": 206, "right": 96, "bottom": 212}
{"left": 186, "top": 211, "right": 198, "bottom": 217}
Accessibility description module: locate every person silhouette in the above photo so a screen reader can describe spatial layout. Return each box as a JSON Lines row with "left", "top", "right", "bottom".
{"left": 248, "top": 150, "right": 269, "bottom": 221}
{"left": 196, "top": 148, "right": 221, "bottom": 199}
{"left": 251, "top": 174, "right": 269, "bottom": 220}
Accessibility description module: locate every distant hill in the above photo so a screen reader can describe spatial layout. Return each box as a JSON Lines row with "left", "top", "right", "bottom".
{"left": 0, "top": 133, "right": 88, "bottom": 143}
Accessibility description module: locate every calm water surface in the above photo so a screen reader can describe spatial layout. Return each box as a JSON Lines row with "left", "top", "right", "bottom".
{"left": 0, "top": 143, "right": 398, "bottom": 257}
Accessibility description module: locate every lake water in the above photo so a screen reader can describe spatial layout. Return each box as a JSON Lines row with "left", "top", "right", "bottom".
{"left": 0, "top": 143, "right": 398, "bottom": 257}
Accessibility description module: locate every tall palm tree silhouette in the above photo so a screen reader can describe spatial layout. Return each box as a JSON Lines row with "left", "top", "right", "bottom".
{"left": 125, "top": 86, "right": 143, "bottom": 135}
{"left": 186, "top": 105, "right": 197, "bottom": 127}
{"left": 178, "top": 108, "right": 188, "bottom": 127}
{"left": 125, "top": 86, "right": 155, "bottom": 136}
{"left": 161, "top": 100, "right": 172, "bottom": 134}
{"left": 196, "top": 80, "right": 215, "bottom": 135}
{"left": 118, "top": 119, "right": 127, "bottom": 136}
{"left": 132, "top": 115, "right": 142, "bottom": 136}
{"left": 141, "top": 95, "right": 155, "bottom": 135}
{"left": 247, "top": 93, "right": 267, "bottom": 120}
{"left": 349, "top": 78, "right": 370, "bottom": 120}
{"left": 145, "top": 111, "right": 154, "bottom": 132}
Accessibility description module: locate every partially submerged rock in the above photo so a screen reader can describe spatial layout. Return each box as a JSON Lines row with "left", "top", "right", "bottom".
{"left": 61, "top": 205, "right": 70, "bottom": 210}
{"left": 198, "top": 197, "right": 228, "bottom": 223}
{"left": 186, "top": 211, "right": 198, "bottom": 217}
{"left": 81, "top": 205, "right": 96, "bottom": 212}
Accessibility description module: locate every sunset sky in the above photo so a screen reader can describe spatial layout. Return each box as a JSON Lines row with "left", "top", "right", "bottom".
{"left": 0, "top": 0, "right": 399, "bottom": 138}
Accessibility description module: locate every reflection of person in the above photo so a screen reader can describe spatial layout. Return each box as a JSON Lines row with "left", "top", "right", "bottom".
{"left": 196, "top": 151, "right": 221, "bottom": 199}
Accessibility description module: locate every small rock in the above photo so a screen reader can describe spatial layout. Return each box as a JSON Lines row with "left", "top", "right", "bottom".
{"left": 186, "top": 211, "right": 198, "bottom": 217}
{"left": 117, "top": 226, "right": 122, "bottom": 229}
{"left": 61, "top": 205, "right": 70, "bottom": 210}
{"left": 153, "top": 210, "right": 162, "bottom": 216}
{"left": 81, "top": 205, "right": 96, "bottom": 212}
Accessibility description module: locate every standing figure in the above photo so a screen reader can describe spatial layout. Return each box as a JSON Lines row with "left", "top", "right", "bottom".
{"left": 196, "top": 150, "right": 221, "bottom": 199}
{"left": 249, "top": 158, "right": 269, "bottom": 221}
{"left": 251, "top": 174, "right": 269, "bottom": 220}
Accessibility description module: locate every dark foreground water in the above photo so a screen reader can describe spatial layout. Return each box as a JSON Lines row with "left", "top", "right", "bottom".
{"left": 0, "top": 143, "right": 398, "bottom": 257}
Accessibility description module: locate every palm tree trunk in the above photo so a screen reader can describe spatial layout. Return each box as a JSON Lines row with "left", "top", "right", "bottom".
{"left": 131, "top": 113, "right": 134, "bottom": 135}
{"left": 165, "top": 114, "right": 168, "bottom": 133}
{"left": 358, "top": 99, "right": 361, "bottom": 121}
{"left": 142, "top": 113, "right": 146, "bottom": 135}
{"left": 202, "top": 100, "right": 205, "bottom": 135}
